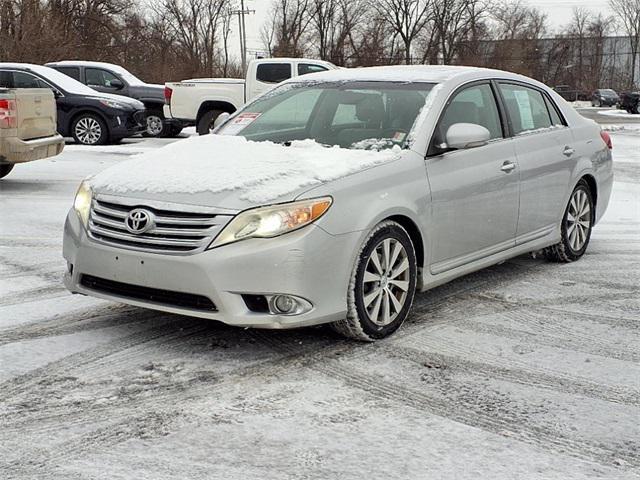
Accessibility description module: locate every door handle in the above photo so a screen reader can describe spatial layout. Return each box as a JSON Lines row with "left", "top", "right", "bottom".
{"left": 501, "top": 161, "right": 516, "bottom": 173}
{"left": 563, "top": 146, "right": 575, "bottom": 156}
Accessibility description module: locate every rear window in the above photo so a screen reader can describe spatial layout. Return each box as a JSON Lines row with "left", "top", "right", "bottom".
{"left": 298, "top": 63, "right": 328, "bottom": 76}
{"left": 256, "top": 64, "right": 292, "bottom": 84}
{"left": 499, "top": 83, "right": 552, "bottom": 134}
{"left": 55, "top": 67, "right": 81, "bottom": 82}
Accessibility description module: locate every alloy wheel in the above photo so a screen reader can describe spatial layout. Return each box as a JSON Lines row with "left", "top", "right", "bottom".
{"left": 75, "top": 117, "right": 102, "bottom": 145}
{"left": 361, "top": 237, "right": 410, "bottom": 326}
{"left": 566, "top": 188, "right": 591, "bottom": 251}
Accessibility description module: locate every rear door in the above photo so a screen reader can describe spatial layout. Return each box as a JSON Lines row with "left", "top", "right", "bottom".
{"left": 497, "top": 81, "right": 574, "bottom": 244}
{"left": 426, "top": 81, "right": 520, "bottom": 274}
{"left": 247, "top": 62, "right": 292, "bottom": 100}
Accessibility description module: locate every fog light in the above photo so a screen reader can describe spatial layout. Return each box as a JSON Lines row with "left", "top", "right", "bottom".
{"left": 273, "top": 295, "right": 295, "bottom": 314}
{"left": 265, "top": 294, "right": 313, "bottom": 316}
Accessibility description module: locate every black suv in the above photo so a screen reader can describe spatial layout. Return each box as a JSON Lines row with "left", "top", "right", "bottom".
{"left": 590, "top": 89, "right": 620, "bottom": 107}
{"left": 0, "top": 63, "right": 145, "bottom": 145}
{"left": 46, "top": 61, "right": 183, "bottom": 137}
{"left": 619, "top": 91, "right": 640, "bottom": 114}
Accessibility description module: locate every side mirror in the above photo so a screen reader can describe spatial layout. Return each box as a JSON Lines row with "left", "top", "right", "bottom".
{"left": 213, "top": 112, "right": 231, "bottom": 130}
{"left": 445, "top": 123, "right": 491, "bottom": 149}
{"left": 109, "top": 79, "right": 124, "bottom": 90}
{"left": 52, "top": 89, "right": 63, "bottom": 99}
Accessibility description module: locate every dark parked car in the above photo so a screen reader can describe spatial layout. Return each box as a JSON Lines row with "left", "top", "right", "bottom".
{"left": 619, "top": 91, "right": 640, "bottom": 114}
{"left": 46, "top": 61, "right": 183, "bottom": 137}
{"left": 591, "top": 88, "right": 619, "bottom": 107}
{"left": 0, "top": 63, "right": 145, "bottom": 145}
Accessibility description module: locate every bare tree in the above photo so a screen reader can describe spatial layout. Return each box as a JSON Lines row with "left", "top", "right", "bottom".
{"left": 609, "top": 0, "right": 640, "bottom": 87}
{"left": 375, "top": 0, "right": 432, "bottom": 64}
{"left": 431, "top": 0, "right": 485, "bottom": 64}
{"left": 265, "top": 0, "right": 312, "bottom": 57}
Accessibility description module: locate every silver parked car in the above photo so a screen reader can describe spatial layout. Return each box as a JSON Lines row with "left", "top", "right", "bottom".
{"left": 63, "top": 66, "right": 613, "bottom": 341}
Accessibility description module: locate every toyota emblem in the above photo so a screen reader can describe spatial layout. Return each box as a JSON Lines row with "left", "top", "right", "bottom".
{"left": 124, "top": 208, "right": 154, "bottom": 234}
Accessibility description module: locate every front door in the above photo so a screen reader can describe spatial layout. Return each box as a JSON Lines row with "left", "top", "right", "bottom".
{"left": 85, "top": 68, "right": 128, "bottom": 96}
{"left": 426, "top": 82, "right": 520, "bottom": 274}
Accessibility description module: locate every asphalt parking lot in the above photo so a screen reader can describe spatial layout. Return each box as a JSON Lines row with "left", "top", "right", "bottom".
{"left": 1, "top": 119, "right": 639, "bottom": 479}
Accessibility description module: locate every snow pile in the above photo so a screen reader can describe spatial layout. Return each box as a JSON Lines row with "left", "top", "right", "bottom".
{"left": 598, "top": 109, "right": 638, "bottom": 118}
{"left": 89, "top": 134, "right": 402, "bottom": 203}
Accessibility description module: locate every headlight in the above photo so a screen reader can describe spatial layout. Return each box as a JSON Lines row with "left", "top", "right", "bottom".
{"left": 99, "top": 99, "right": 128, "bottom": 109}
{"left": 209, "top": 197, "right": 332, "bottom": 248}
{"left": 73, "top": 181, "right": 92, "bottom": 227}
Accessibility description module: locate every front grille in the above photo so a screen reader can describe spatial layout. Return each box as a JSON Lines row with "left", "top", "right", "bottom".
{"left": 88, "top": 197, "right": 230, "bottom": 254}
{"left": 131, "top": 110, "right": 146, "bottom": 128}
{"left": 80, "top": 274, "right": 217, "bottom": 311}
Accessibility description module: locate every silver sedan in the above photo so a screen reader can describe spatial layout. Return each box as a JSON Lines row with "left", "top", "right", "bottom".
{"left": 63, "top": 66, "right": 613, "bottom": 341}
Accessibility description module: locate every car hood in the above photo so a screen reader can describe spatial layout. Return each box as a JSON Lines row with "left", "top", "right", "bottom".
{"left": 88, "top": 134, "right": 402, "bottom": 212}
{"left": 90, "top": 92, "right": 144, "bottom": 110}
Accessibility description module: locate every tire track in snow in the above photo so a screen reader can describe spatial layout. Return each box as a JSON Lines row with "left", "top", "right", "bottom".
{"left": 252, "top": 331, "right": 640, "bottom": 470}
{"left": 382, "top": 344, "right": 640, "bottom": 407}
{"left": 0, "top": 305, "right": 154, "bottom": 346}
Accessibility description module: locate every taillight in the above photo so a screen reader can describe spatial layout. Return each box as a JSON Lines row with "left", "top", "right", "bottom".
{"left": 164, "top": 86, "right": 172, "bottom": 104}
{"left": 0, "top": 98, "right": 17, "bottom": 129}
{"left": 600, "top": 130, "right": 612, "bottom": 150}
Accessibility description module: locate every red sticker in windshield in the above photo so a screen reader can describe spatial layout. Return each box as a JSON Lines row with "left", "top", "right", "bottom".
{"left": 220, "top": 112, "right": 261, "bottom": 135}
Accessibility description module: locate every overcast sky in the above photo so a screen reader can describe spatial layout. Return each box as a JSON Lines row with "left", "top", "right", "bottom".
{"left": 234, "top": 0, "right": 613, "bottom": 58}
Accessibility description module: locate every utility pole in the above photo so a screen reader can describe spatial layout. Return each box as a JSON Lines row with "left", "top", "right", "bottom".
{"left": 232, "top": 0, "right": 255, "bottom": 75}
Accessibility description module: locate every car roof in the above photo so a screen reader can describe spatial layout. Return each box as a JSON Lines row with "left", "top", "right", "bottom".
{"left": 46, "top": 60, "right": 129, "bottom": 75}
{"left": 284, "top": 65, "right": 534, "bottom": 85}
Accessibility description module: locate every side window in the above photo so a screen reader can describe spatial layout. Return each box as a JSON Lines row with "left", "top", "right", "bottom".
{"left": 436, "top": 83, "right": 503, "bottom": 147}
{"left": 544, "top": 95, "right": 565, "bottom": 126}
{"left": 86, "top": 68, "right": 120, "bottom": 88}
{"left": 499, "top": 83, "right": 552, "bottom": 134}
{"left": 0, "top": 71, "right": 12, "bottom": 88}
{"left": 298, "top": 63, "right": 328, "bottom": 76}
{"left": 256, "top": 64, "right": 292, "bottom": 84}
{"left": 12, "top": 71, "right": 42, "bottom": 88}
{"left": 56, "top": 67, "right": 81, "bottom": 82}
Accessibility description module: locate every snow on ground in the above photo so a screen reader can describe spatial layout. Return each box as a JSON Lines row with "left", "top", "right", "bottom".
{"left": 0, "top": 127, "right": 639, "bottom": 479}
{"left": 599, "top": 109, "right": 639, "bottom": 119}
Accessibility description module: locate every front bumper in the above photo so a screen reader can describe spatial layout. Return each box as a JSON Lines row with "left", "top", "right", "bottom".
{"left": 63, "top": 210, "right": 360, "bottom": 329}
{"left": 0, "top": 133, "right": 64, "bottom": 164}
{"left": 109, "top": 109, "right": 146, "bottom": 138}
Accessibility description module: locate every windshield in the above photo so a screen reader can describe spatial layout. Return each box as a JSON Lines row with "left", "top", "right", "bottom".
{"left": 218, "top": 81, "right": 435, "bottom": 150}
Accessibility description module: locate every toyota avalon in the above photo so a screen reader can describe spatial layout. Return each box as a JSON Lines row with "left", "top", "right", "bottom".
{"left": 63, "top": 66, "right": 613, "bottom": 340}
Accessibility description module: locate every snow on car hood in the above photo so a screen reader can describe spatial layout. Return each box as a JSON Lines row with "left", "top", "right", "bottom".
{"left": 89, "top": 134, "right": 401, "bottom": 210}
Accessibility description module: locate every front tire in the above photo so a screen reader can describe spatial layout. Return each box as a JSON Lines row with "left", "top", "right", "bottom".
{"left": 197, "top": 109, "right": 222, "bottom": 135}
{"left": 544, "top": 180, "right": 594, "bottom": 262}
{"left": 331, "top": 221, "right": 417, "bottom": 341}
{"left": 0, "top": 164, "right": 14, "bottom": 179}
{"left": 72, "top": 114, "right": 107, "bottom": 146}
{"left": 142, "top": 110, "right": 168, "bottom": 138}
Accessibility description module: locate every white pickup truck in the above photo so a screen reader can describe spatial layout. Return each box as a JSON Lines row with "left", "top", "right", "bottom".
{"left": 164, "top": 58, "right": 336, "bottom": 134}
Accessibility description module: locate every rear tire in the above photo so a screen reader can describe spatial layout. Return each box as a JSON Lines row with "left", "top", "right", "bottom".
{"left": 331, "top": 220, "right": 417, "bottom": 341}
{"left": 168, "top": 125, "right": 183, "bottom": 137}
{"left": 544, "top": 180, "right": 593, "bottom": 263}
{"left": 72, "top": 113, "right": 108, "bottom": 146}
{"left": 0, "top": 164, "right": 14, "bottom": 179}
{"left": 197, "top": 109, "right": 222, "bottom": 135}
